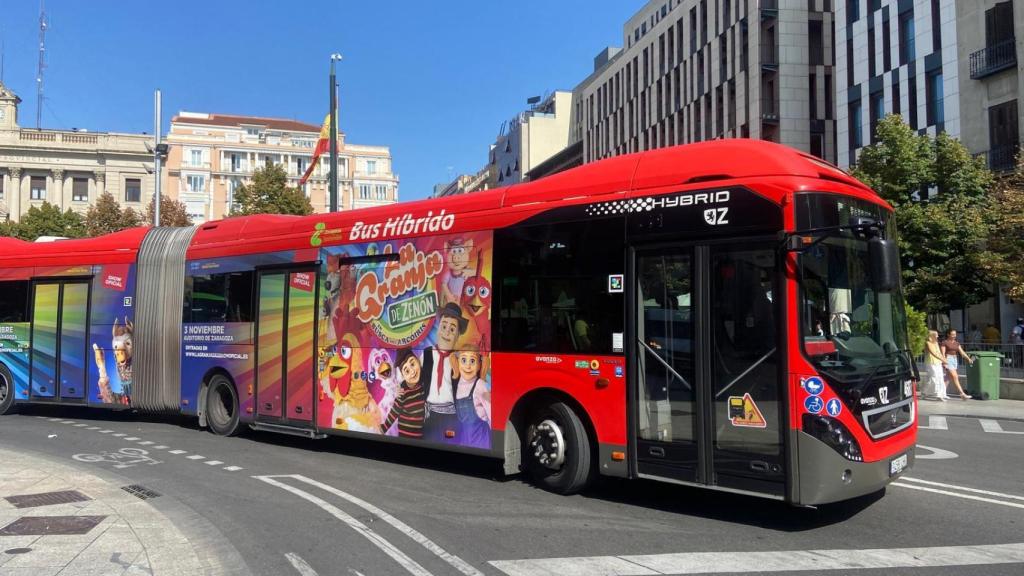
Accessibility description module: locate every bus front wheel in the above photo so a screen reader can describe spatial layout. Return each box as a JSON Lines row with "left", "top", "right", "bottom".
{"left": 525, "top": 401, "right": 592, "bottom": 494}
{"left": 0, "top": 364, "right": 15, "bottom": 415}
{"left": 206, "top": 374, "right": 240, "bottom": 437}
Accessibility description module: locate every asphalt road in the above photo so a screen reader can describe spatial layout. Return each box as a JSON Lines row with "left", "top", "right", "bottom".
{"left": 1, "top": 405, "right": 1022, "bottom": 576}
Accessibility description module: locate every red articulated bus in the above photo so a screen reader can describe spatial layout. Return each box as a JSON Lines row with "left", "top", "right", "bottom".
{"left": 0, "top": 140, "right": 917, "bottom": 505}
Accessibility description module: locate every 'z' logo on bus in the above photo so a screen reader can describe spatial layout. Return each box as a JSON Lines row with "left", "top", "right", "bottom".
{"left": 703, "top": 207, "right": 729, "bottom": 225}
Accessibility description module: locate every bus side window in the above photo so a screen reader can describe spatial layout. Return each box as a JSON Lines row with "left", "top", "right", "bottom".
{"left": 494, "top": 220, "right": 624, "bottom": 354}
{"left": 187, "top": 271, "right": 254, "bottom": 323}
{"left": 0, "top": 280, "right": 29, "bottom": 322}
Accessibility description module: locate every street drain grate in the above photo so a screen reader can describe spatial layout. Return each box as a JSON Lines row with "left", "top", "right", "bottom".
{"left": 0, "top": 515, "right": 106, "bottom": 536}
{"left": 121, "top": 484, "right": 161, "bottom": 500}
{"left": 4, "top": 490, "right": 91, "bottom": 509}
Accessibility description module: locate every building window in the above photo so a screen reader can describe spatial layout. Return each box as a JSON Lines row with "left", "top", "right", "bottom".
{"left": 124, "top": 178, "right": 141, "bottom": 203}
{"left": 848, "top": 0, "right": 860, "bottom": 24}
{"left": 230, "top": 154, "right": 241, "bottom": 172}
{"left": 908, "top": 75, "right": 919, "bottom": 129}
{"left": 849, "top": 100, "right": 863, "bottom": 150}
{"left": 0, "top": 174, "right": 4, "bottom": 200}
{"left": 296, "top": 157, "right": 306, "bottom": 176}
{"left": 899, "top": 11, "right": 915, "bottom": 65}
{"left": 926, "top": 71, "right": 943, "bottom": 126}
{"left": 988, "top": 99, "right": 1019, "bottom": 170}
{"left": 810, "top": 74, "right": 818, "bottom": 118}
{"left": 883, "top": 18, "right": 892, "bottom": 70}
{"left": 868, "top": 26, "right": 876, "bottom": 78}
{"left": 892, "top": 79, "right": 901, "bottom": 115}
{"left": 72, "top": 178, "right": 88, "bottom": 202}
{"left": 30, "top": 176, "right": 46, "bottom": 200}
{"left": 264, "top": 156, "right": 272, "bottom": 169}
{"left": 375, "top": 185, "right": 387, "bottom": 200}
{"left": 809, "top": 20, "right": 824, "bottom": 66}
{"left": 825, "top": 73, "right": 833, "bottom": 120}
{"left": 190, "top": 149, "right": 203, "bottom": 167}
{"left": 186, "top": 175, "right": 206, "bottom": 193}
{"left": 870, "top": 91, "right": 884, "bottom": 142}
{"left": 359, "top": 184, "right": 370, "bottom": 199}
{"left": 366, "top": 160, "right": 377, "bottom": 175}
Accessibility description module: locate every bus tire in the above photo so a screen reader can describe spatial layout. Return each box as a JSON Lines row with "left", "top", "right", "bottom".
{"left": 206, "top": 374, "right": 240, "bottom": 437}
{"left": 0, "top": 364, "right": 15, "bottom": 415}
{"left": 525, "top": 401, "right": 592, "bottom": 494}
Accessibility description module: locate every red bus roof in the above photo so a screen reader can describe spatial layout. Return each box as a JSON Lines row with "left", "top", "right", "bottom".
{"left": 0, "top": 140, "right": 878, "bottom": 268}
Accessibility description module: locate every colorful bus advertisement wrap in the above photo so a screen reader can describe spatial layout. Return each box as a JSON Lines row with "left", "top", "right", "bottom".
{"left": 89, "top": 264, "right": 137, "bottom": 406}
{"left": 317, "top": 231, "right": 493, "bottom": 449}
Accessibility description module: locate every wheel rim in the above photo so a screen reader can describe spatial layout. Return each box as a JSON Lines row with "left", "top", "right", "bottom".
{"left": 0, "top": 373, "right": 8, "bottom": 405}
{"left": 210, "top": 382, "right": 234, "bottom": 428}
{"left": 529, "top": 418, "right": 566, "bottom": 470}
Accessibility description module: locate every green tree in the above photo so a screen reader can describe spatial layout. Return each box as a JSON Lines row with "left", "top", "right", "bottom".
{"left": 145, "top": 195, "right": 193, "bottom": 227}
{"left": 987, "top": 150, "right": 1024, "bottom": 300}
{"left": 13, "top": 202, "right": 86, "bottom": 240}
{"left": 232, "top": 164, "right": 313, "bottom": 216}
{"left": 85, "top": 192, "right": 143, "bottom": 237}
{"left": 852, "top": 114, "right": 1000, "bottom": 314}
{"left": 905, "top": 303, "right": 928, "bottom": 357}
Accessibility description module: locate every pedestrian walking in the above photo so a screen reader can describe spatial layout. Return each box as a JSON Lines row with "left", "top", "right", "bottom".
{"left": 925, "top": 330, "right": 947, "bottom": 401}
{"left": 967, "top": 324, "right": 982, "bottom": 344}
{"left": 982, "top": 322, "right": 1001, "bottom": 345}
{"left": 940, "top": 329, "right": 973, "bottom": 400}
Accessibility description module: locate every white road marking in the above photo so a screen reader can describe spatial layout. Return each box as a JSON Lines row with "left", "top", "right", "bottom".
{"left": 99, "top": 430, "right": 112, "bottom": 433}
{"left": 168, "top": 450, "right": 187, "bottom": 455}
{"left": 919, "top": 415, "right": 948, "bottom": 430}
{"left": 980, "top": 419, "right": 1024, "bottom": 435}
{"left": 112, "top": 433, "right": 126, "bottom": 437}
{"left": 914, "top": 444, "right": 958, "bottom": 460}
{"left": 137, "top": 441, "right": 154, "bottom": 446}
{"left": 900, "top": 477, "right": 1024, "bottom": 502}
{"left": 73, "top": 423, "right": 87, "bottom": 427}
{"left": 223, "top": 466, "right": 243, "bottom": 472}
{"left": 892, "top": 482, "right": 1024, "bottom": 510}
{"left": 187, "top": 455, "right": 205, "bottom": 460}
{"left": 153, "top": 445, "right": 168, "bottom": 449}
{"left": 285, "top": 552, "right": 319, "bottom": 576}
{"left": 256, "top": 476, "right": 434, "bottom": 576}
{"left": 60, "top": 420, "right": 74, "bottom": 424}
{"left": 489, "top": 543, "right": 1024, "bottom": 576}
{"left": 47, "top": 418, "right": 61, "bottom": 422}
{"left": 86, "top": 426, "right": 99, "bottom": 430}
{"left": 124, "top": 437, "right": 140, "bottom": 441}
{"left": 285, "top": 474, "right": 485, "bottom": 576}
{"left": 204, "top": 460, "right": 224, "bottom": 466}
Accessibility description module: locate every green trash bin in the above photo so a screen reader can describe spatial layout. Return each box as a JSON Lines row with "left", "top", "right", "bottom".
{"left": 966, "top": 350, "right": 1002, "bottom": 400}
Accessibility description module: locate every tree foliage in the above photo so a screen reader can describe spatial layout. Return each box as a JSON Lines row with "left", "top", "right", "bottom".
{"left": 905, "top": 303, "right": 928, "bottom": 358}
{"left": 85, "top": 192, "right": 143, "bottom": 237}
{"left": 987, "top": 151, "right": 1024, "bottom": 300}
{"left": 231, "top": 164, "right": 313, "bottom": 216}
{"left": 0, "top": 202, "right": 86, "bottom": 241}
{"left": 146, "top": 195, "right": 193, "bottom": 227}
{"left": 852, "top": 114, "right": 1001, "bottom": 314}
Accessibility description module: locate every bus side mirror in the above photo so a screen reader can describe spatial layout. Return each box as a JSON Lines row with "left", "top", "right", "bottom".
{"left": 869, "top": 237, "right": 900, "bottom": 292}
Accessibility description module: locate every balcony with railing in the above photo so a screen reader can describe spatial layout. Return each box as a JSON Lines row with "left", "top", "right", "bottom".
{"left": 760, "top": 98, "right": 779, "bottom": 124}
{"left": 760, "top": 42, "right": 778, "bottom": 70}
{"left": 970, "top": 38, "right": 1017, "bottom": 79}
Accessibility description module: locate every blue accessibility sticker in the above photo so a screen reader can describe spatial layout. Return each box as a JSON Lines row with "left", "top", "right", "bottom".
{"left": 801, "top": 376, "right": 824, "bottom": 395}
{"left": 826, "top": 398, "right": 843, "bottom": 417}
{"left": 804, "top": 395, "right": 824, "bottom": 414}
{"left": 614, "top": 365, "right": 624, "bottom": 378}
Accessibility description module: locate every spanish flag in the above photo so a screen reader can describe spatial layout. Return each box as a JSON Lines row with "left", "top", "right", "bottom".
{"left": 299, "top": 113, "right": 332, "bottom": 186}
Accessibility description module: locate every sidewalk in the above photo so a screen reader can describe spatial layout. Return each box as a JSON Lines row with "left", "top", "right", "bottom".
{"left": 918, "top": 396, "right": 1024, "bottom": 421}
{"left": 0, "top": 447, "right": 206, "bottom": 576}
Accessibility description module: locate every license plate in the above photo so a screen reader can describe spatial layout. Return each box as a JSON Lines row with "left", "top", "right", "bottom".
{"left": 889, "top": 453, "right": 908, "bottom": 476}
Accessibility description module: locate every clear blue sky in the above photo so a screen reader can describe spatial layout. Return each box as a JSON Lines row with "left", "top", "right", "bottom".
{"left": 1, "top": 1, "right": 642, "bottom": 201}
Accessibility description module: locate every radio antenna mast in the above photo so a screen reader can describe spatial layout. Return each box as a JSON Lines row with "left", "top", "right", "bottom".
{"left": 36, "top": 0, "right": 48, "bottom": 129}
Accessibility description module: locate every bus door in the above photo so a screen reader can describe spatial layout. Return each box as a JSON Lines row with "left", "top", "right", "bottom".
{"left": 29, "top": 280, "right": 90, "bottom": 402}
{"left": 254, "top": 268, "right": 318, "bottom": 425}
{"left": 633, "top": 242, "right": 783, "bottom": 496}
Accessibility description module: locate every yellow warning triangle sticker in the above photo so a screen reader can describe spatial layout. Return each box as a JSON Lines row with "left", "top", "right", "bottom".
{"left": 728, "top": 393, "right": 767, "bottom": 428}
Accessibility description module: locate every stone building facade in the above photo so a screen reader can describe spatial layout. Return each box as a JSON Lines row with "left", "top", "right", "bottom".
{"left": 0, "top": 81, "right": 155, "bottom": 222}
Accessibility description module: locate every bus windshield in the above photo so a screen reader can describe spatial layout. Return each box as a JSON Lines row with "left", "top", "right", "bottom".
{"left": 794, "top": 194, "right": 912, "bottom": 386}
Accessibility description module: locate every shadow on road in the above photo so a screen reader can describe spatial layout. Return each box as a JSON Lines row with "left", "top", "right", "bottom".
{"left": 13, "top": 404, "right": 883, "bottom": 530}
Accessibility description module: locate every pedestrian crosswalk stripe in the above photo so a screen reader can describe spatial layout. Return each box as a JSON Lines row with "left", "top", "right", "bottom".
{"left": 489, "top": 542, "right": 1024, "bottom": 575}
{"left": 919, "top": 416, "right": 948, "bottom": 430}
{"left": 980, "top": 419, "right": 1024, "bottom": 435}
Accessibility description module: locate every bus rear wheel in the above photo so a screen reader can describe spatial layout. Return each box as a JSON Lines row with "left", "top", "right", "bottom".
{"left": 0, "top": 364, "right": 15, "bottom": 415}
{"left": 525, "top": 401, "right": 592, "bottom": 494}
{"left": 206, "top": 374, "right": 240, "bottom": 437}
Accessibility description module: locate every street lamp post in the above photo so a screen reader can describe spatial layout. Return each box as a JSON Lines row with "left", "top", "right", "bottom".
{"left": 329, "top": 53, "right": 342, "bottom": 213}
{"left": 154, "top": 89, "right": 162, "bottom": 226}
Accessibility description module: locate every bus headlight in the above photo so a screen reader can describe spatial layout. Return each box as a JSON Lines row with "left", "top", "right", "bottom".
{"left": 802, "top": 414, "right": 863, "bottom": 462}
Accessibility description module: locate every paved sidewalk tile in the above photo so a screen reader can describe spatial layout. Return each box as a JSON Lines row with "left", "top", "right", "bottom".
{"left": 0, "top": 447, "right": 205, "bottom": 576}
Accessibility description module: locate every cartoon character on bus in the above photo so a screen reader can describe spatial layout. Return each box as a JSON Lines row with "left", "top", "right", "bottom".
{"left": 459, "top": 255, "right": 492, "bottom": 350}
{"left": 325, "top": 333, "right": 381, "bottom": 432}
{"left": 453, "top": 345, "right": 491, "bottom": 448}
{"left": 367, "top": 348, "right": 400, "bottom": 436}
{"left": 440, "top": 238, "right": 473, "bottom": 305}
{"left": 93, "top": 317, "right": 133, "bottom": 405}
{"left": 380, "top": 347, "right": 429, "bottom": 438}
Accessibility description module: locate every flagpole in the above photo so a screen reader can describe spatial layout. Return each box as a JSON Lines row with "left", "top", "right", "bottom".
{"left": 329, "top": 53, "right": 342, "bottom": 213}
